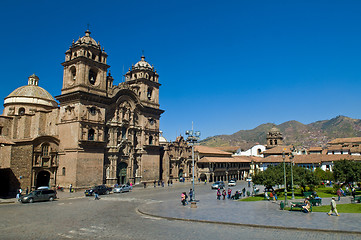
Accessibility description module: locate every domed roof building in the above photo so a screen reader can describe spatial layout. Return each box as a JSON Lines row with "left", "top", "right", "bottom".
{"left": 133, "top": 55, "right": 153, "bottom": 70}
{"left": 0, "top": 30, "right": 166, "bottom": 197}
{"left": 3, "top": 74, "right": 58, "bottom": 116}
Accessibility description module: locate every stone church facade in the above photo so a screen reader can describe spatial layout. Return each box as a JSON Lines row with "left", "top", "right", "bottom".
{"left": 0, "top": 30, "right": 164, "bottom": 195}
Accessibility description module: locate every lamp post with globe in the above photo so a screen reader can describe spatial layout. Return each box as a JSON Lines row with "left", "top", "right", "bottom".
{"left": 186, "top": 124, "right": 200, "bottom": 207}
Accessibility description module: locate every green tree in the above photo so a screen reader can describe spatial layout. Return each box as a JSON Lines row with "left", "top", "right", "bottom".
{"left": 253, "top": 164, "right": 319, "bottom": 191}
{"left": 333, "top": 160, "right": 361, "bottom": 183}
{"left": 314, "top": 168, "right": 334, "bottom": 182}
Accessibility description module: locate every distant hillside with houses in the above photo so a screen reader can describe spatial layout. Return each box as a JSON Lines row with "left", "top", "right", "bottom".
{"left": 200, "top": 115, "right": 361, "bottom": 149}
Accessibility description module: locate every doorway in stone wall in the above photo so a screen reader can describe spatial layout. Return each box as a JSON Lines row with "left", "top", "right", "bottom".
{"left": 117, "top": 162, "right": 127, "bottom": 185}
{"left": 36, "top": 171, "right": 50, "bottom": 189}
{"left": 178, "top": 169, "right": 183, "bottom": 181}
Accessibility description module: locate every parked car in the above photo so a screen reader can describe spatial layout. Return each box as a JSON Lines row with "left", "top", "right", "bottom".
{"left": 19, "top": 189, "right": 57, "bottom": 203}
{"left": 211, "top": 181, "right": 225, "bottom": 189}
{"left": 113, "top": 185, "right": 131, "bottom": 193}
{"left": 84, "top": 185, "right": 112, "bottom": 196}
{"left": 228, "top": 180, "right": 236, "bottom": 187}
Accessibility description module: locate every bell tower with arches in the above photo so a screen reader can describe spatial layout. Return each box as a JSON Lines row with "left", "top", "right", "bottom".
{"left": 124, "top": 55, "right": 160, "bottom": 109}
{"left": 56, "top": 30, "right": 111, "bottom": 188}
{"left": 61, "top": 29, "right": 110, "bottom": 97}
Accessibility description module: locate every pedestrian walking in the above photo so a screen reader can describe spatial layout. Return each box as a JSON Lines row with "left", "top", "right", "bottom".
{"left": 94, "top": 190, "right": 100, "bottom": 200}
{"left": 272, "top": 190, "right": 278, "bottom": 201}
{"left": 227, "top": 188, "right": 232, "bottom": 199}
{"left": 217, "top": 188, "right": 221, "bottom": 200}
{"left": 242, "top": 188, "right": 246, "bottom": 197}
{"left": 222, "top": 189, "right": 226, "bottom": 200}
{"left": 351, "top": 187, "right": 356, "bottom": 199}
{"left": 16, "top": 189, "right": 21, "bottom": 201}
{"left": 181, "top": 192, "right": 186, "bottom": 206}
{"left": 170, "top": 180, "right": 173, "bottom": 186}
{"left": 25, "top": 187, "right": 29, "bottom": 195}
{"left": 328, "top": 197, "right": 339, "bottom": 216}
{"left": 189, "top": 189, "right": 193, "bottom": 201}
{"left": 167, "top": 180, "right": 170, "bottom": 186}
{"left": 144, "top": 182, "right": 147, "bottom": 188}
{"left": 69, "top": 184, "right": 73, "bottom": 193}
{"left": 336, "top": 188, "right": 342, "bottom": 201}
{"left": 154, "top": 180, "right": 156, "bottom": 188}
{"left": 204, "top": 179, "right": 207, "bottom": 185}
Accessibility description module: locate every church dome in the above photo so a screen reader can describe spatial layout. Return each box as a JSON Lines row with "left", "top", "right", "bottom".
{"left": 4, "top": 74, "right": 58, "bottom": 108}
{"left": 134, "top": 55, "right": 153, "bottom": 69}
{"left": 74, "top": 30, "right": 100, "bottom": 48}
{"left": 159, "top": 131, "right": 168, "bottom": 143}
{"left": 269, "top": 126, "right": 280, "bottom": 133}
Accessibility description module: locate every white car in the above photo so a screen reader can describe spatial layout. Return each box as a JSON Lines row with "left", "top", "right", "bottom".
{"left": 113, "top": 185, "right": 131, "bottom": 193}
{"left": 228, "top": 180, "right": 236, "bottom": 187}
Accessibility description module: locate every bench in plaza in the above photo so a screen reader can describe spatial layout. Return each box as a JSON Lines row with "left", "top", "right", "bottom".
{"left": 351, "top": 195, "right": 361, "bottom": 203}
{"left": 303, "top": 192, "right": 313, "bottom": 198}
{"left": 309, "top": 198, "right": 322, "bottom": 206}
{"left": 290, "top": 202, "right": 312, "bottom": 212}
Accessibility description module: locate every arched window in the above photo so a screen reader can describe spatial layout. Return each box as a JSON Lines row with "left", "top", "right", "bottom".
{"left": 257, "top": 149, "right": 262, "bottom": 155}
{"left": 88, "top": 129, "right": 95, "bottom": 141}
{"left": 89, "top": 107, "right": 96, "bottom": 115}
{"left": 62, "top": 167, "right": 66, "bottom": 176}
{"left": 274, "top": 140, "right": 278, "bottom": 145}
{"left": 122, "top": 127, "right": 126, "bottom": 139}
{"left": 18, "top": 107, "right": 25, "bottom": 116}
{"left": 147, "top": 88, "right": 152, "bottom": 100}
{"left": 42, "top": 144, "right": 49, "bottom": 157}
{"left": 149, "top": 136, "right": 153, "bottom": 145}
{"left": 89, "top": 69, "right": 97, "bottom": 85}
{"left": 70, "top": 66, "right": 76, "bottom": 81}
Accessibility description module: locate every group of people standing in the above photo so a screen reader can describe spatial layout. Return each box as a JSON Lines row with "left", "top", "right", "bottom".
{"left": 181, "top": 188, "right": 194, "bottom": 206}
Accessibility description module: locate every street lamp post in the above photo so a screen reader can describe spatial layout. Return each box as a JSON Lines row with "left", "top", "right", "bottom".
{"left": 290, "top": 152, "right": 295, "bottom": 200}
{"left": 282, "top": 151, "right": 288, "bottom": 206}
{"left": 186, "top": 123, "right": 200, "bottom": 207}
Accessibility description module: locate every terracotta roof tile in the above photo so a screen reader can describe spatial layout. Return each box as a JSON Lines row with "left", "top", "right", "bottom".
{"left": 195, "top": 145, "right": 232, "bottom": 156}
{"left": 198, "top": 156, "right": 253, "bottom": 163}
{"left": 214, "top": 146, "right": 240, "bottom": 153}
{"left": 308, "top": 147, "right": 323, "bottom": 151}
{"left": 263, "top": 145, "right": 292, "bottom": 155}
{"left": 328, "top": 137, "right": 361, "bottom": 145}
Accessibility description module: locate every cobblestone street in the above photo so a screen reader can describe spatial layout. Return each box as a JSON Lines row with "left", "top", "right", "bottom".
{"left": 1, "top": 182, "right": 360, "bottom": 239}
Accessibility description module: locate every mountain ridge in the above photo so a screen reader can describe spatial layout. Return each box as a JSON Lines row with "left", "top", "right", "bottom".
{"left": 199, "top": 115, "right": 361, "bottom": 149}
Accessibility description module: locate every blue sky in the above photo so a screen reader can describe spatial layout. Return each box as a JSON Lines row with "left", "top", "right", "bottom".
{"left": 1, "top": 1, "right": 361, "bottom": 142}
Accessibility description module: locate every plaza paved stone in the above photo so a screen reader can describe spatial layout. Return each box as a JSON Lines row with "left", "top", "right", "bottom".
{"left": 0, "top": 182, "right": 360, "bottom": 239}
{"left": 138, "top": 181, "right": 361, "bottom": 234}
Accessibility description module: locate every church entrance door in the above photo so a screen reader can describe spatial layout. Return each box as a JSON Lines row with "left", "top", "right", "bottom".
{"left": 36, "top": 171, "right": 50, "bottom": 189}
{"left": 117, "top": 162, "right": 127, "bottom": 185}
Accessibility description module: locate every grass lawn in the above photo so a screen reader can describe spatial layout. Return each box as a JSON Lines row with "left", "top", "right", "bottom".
{"left": 312, "top": 203, "right": 361, "bottom": 213}
{"left": 284, "top": 204, "right": 361, "bottom": 213}
{"left": 240, "top": 186, "right": 338, "bottom": 202}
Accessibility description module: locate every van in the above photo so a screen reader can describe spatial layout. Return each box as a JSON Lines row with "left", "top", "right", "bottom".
{"left": 19, "top": 189, "right": 57, "bottom": 203}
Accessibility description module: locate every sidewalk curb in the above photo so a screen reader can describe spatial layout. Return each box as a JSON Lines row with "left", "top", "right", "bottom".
{"left": 136, "top": 207, "right": 361, "bottom": 235}
{"left": 0, "top": 201, "right": 15, "bottom": 205}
